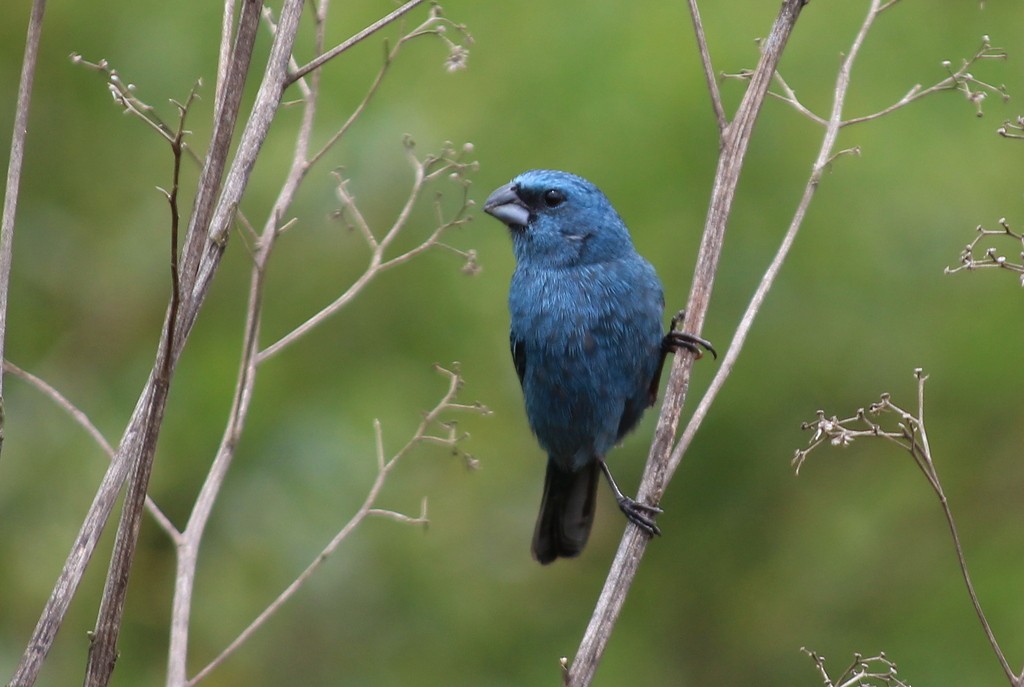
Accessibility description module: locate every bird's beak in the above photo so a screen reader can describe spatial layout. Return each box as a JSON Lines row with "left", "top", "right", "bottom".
{"left": 483, "top": 183, "right": 531, "bottom": 228}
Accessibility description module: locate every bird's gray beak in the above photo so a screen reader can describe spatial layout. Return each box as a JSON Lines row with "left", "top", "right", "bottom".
{"left": 483, "top": 183, "right": 531, "bottom": 228}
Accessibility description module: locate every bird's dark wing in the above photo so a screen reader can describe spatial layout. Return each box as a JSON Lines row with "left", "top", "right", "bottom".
{"left": 617, "top": 396, "right": 645, "bottom": 440}
{"left": 510, "top": 333, "right": 527, "bottom": 386}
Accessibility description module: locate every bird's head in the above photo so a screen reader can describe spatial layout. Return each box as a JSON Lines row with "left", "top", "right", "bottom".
{"left": 483, "top": 169, "right": 635, "bottom": 267}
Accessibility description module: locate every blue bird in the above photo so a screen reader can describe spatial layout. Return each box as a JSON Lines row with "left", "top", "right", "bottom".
{"left": 483, "top": 170, "right": 714, "bottom": 564}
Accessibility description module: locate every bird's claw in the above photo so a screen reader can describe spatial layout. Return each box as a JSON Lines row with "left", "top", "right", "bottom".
{"left": 616, "top": 496, "right": 663, "bottom": 537}
{"left": 665, "top": 331, "right": 717, "bottom": 360}
{"left": 666, "top": 308, "right": 716, "bottom": 360}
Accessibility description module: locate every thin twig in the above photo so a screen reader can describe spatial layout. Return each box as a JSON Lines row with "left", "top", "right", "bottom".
{"left": 288, "top": 0, "right": 426, "bottom": 85}
{"left": 257, "top": 141, "right": 475, "bottom": 363}
{"left": 801, "top": 648, "right": 911, "bottom": 687}
{"left": 686, "top": 0, "right": 726, "bottom": 131}
{"left": 185, "top": 365, "right": 485, "bottom": 685}
{"left": 910, "top": 372, "right": 1013, "bottom": 684}
{"left": 768, "top": 71, "right": 828, "bottom": 125}
{"left": 795, "top": 370, "right": 1015, "bottom": 684}
{"left": 0, "top": 0, "right": 47, "bottom": 461}
{"left": 998, "top": 115, "right": 1024, "bottom": 139}
{"left": 671, "top": 0, "right": 882, "bottom": 474}
{"left": 750, "top": 34, "right": 1009, "bottom": 127}
{"left": 367, "top": 497, "right": 430, "bottom": 525}
{"left": 842, "top": 37, "right": 1007, "bottom": 124}
{"left": 2, "top": 360, "right": 179, "bottom": 540}
{"left": 307, "top": 38, "right": 395, "bottom": 171}
{"left": 83, "top": 81, "right": 198, "bottom": 687}
{"left": 68, "top": 54, "right": 178, "bottom": 144}
{"left": 945, "top": 218, "right": 1024, "bottom": 284}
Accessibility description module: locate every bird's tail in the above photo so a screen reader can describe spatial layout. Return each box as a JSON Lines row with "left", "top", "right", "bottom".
{"left": 532, "top": 459, "right": 600, "bottom": 564}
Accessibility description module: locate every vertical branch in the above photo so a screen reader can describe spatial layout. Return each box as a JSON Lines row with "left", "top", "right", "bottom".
{"left": 686, "top": 0, "right": 725, "bottom": 132}
{"left": 9, "top": 370, "right": 153, "bottom": 686}
{"left": 214, "top": 0, "right": 240, "bottom": 113}
{"left": 178, "top": 0, "right": 263, "bottom": 288}
{"left": 8, "top": 2, "right": 273, "bottom": 685}
{"left": 166, "top": 1, "right": 324, "bottom": 682}
{"left": 0, "top": 0, "right": 47, "bottom": 459}
{"left": 186, "top": 0, "right": 304, "bottom": 308}
{"left": 565, "top": 2, "right": 807, "bottom": 685}
{"left": 669, "top": 0, "right": 885, "bottom": 473}
{"left": 83, "top": 87, "right": 196, "bottom": 687}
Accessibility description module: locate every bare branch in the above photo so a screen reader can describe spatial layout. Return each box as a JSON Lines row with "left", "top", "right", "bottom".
{"left": 2, "top": 361, "right": 179, "bottom": 540}
{"left": 257, "top": 140, "right": 477, "bottom": 363}
{"left": 289, "top": 0, "right": 426, "bottom": 84}
{"left": 8, "top": 2, "right": 275, "bottom": 683}
{"left": 755, "top": 34, "right": 1009, "bottom": 127}
{"left": 946, "top": 217, "right": 1024, "bottom": 284}
{"left": 0, "top": 0, "right": 47, "bottom": 459}
{"left": 177, "top": 0, "right": 264, "bottom": 288}
{"left": 767, "top": 70, "right": 828, "bottom": 125}
{"left": 167, "top": 4, "right": 325, "bottom": 682}
{"left": 847, "top": 37, "right": 1007, "bottom": 124}
{"left": 309, "top": 12, "right": 472, "bottom": 172}
{"left": 729, "top": 35, "right": 1008, "bottom": 127}
{"left": 801, "top": 648, "right": 911, "bottom": 687}
{"left": 368, "top": 497, "right": 430, "bottom": 526}
{"left": 185, "top": 365, "right": 486, "bottom": 685}
{"left": 84, "top": 78, "right": 200, "bottom": 687}
{"left": 795, "top": 369, "right": 1015, "bottom": 684}
{"left": 214, "top": 0, "right": 239, "bottom": 112}
{"left": 685, "top": 0, "right": 726, "bottom": 131}
{"left": 167, "top": 5, "right": 478, "bottom": 681}
{"left": 670, "top": 0, "right": 887, "bottom": 488}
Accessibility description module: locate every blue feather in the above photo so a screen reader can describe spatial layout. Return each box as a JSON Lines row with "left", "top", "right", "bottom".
{"left": 485, "top": 170, "right": 673, "bottom": 564}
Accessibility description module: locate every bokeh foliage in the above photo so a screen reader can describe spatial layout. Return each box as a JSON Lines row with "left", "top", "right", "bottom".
{"left": 1, "top": 1, "right": 1023, "bottom": 685}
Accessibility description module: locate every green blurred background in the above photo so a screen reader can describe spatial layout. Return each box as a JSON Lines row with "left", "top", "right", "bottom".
{"left": 2, "top": 1, "right": 1023, "bottom": 684}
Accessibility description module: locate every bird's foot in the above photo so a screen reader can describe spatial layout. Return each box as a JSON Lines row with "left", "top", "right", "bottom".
{"left": 666, "top": 308, "right": 717, "bottom": 360}
{"left": 615, "top": 496, "right": 663, "bottom": 537}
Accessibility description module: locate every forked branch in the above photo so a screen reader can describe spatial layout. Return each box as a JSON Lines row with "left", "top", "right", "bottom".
{"left": 2, "top": 361, "right": 178, "bottom": 539}
{"left": 185, "top": 365, "right": 487, "bottom": 685}
{"left": 258, "top": 139, "right": 477, "bottom": 363}
{"left": 166, "top": 5, "right": 477, "bottom": 685}
{"left": 801, "top": 648, "right": 911, "bottom": 687}
{"left": 796, "top": 369, "right": 1017, "bottom": 686}
{"left": 731, "top": 33, "right": 1009, "bottom": 126}
{"left": 946, "top": 218, "right": 1024, "bottom": 284}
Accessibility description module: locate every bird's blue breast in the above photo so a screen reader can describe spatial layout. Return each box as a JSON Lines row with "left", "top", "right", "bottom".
{"left": 509, "top": 257, "right": 664, "bottom": 471}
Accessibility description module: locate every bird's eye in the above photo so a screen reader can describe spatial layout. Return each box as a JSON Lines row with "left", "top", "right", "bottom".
{"left": 543, "top": 189, "right": 565, "bottom": 208}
